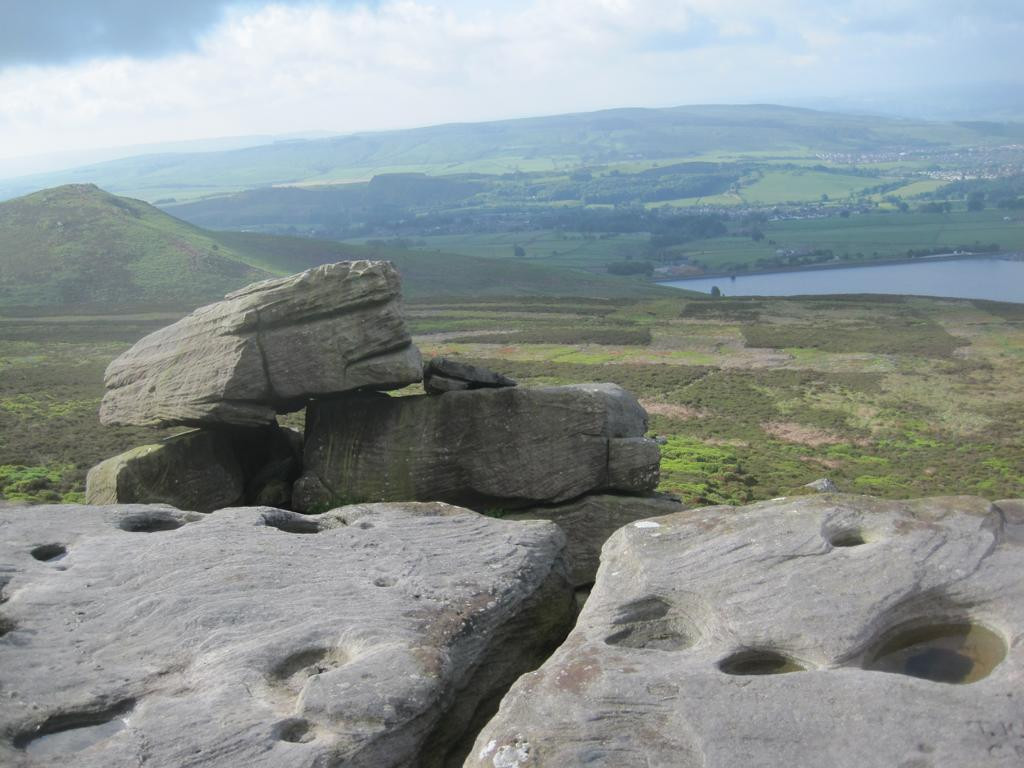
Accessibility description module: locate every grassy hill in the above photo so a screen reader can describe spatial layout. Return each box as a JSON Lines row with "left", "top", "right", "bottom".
{"left": 0, "top": 185, "right": 672, "bottom": 311}
{"left": 4, "top": 104, "right": 1023, "bottom": 202}
{"left": 210, "top": 231, "right": 675, "bottom": 300}
{"left": 0, "top": 184, "right": 273, "bottom": 309}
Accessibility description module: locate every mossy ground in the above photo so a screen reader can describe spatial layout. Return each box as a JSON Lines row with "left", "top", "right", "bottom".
{"left": 2, "top": 293, "right": 1022, "bottom": 506}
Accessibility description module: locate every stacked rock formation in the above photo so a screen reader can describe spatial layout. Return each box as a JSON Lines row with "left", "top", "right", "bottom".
{"left": 467, "top": 494, "right": 1024, "bottom": 768}
{"left": 86, "top": 261, "right": 677, "bottom": 581}
{"left": 99, "top": 260, "right": 423, "bottom": 428}
{"left": 86, "top": 261, "right": 422, "bottom": 511}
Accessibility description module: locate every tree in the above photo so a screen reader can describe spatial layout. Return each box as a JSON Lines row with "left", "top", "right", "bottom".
{"left": 513, "top": 244, "right": 526, "bottom": 258}
{"left": 967, "top": 192, "right": 985, "bottom": 212}
{"left": 710, "top": 285, "right": 722, "bottom": 297}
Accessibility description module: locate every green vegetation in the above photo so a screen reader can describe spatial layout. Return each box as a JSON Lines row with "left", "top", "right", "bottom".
{"left": 679, "top": 209, "right": 1024, "bottom": 275}
{"left": 5, "top": 104, "right": 1024, "bottom": 201}
{"left": 3, "top": 292, "right": 1022, "bottom": 507}
{"left": 0, "top": 185, "right": 675, "bottom": 310}
{"left": 0, "top": 184, "right": 271, "bottom": 309}
{"left": 0, "top": 314, "right": 180, "bottom": 501}
{"left": 408, "top": 294, "right": 1024, "bottom": 505}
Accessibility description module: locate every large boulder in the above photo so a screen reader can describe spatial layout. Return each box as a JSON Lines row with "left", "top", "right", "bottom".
{"left": 99, "top": 261, "right": 422, "bottom": 428}
{"left": 467, "top": 495, "right": 1024, "bottom": 768}
{"left": 293, "top": 384, "right": 660, "bottom": 512}
{"left": 84, "top": 429, "right": 244, "bottom": 512}
{"left": 0, "top": 502, "right": 573, "bottom": 767}
{"left": 506, "top": 493, "right": 684, "bottom": 588}
{"left": 84, "top": 426, "right": 302, "bottom": 512}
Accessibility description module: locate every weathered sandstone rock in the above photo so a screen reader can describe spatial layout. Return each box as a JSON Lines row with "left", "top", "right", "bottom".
{"left": 0, "top": 502, "right": 573, "bottom": 767}
{"left": 468, "top": 495, "right": 1024, "bottom": 768}
{"left": 805, "top": 476, "right": 839, "bottom": 493}
{"left": 85, "top": 429, "right": 244, "bottom": 512}
{"left": 294, "top": 384, "right": 659, "bottom": 512}
{"left": 100, "top": 261, "right": 422, "bottom": 428}
{"left": 507, "top": 493, "right": 683, "bottom": 587}
{"left": 423, "top": 357, "right": 516, "bottom": 395}
{"left": 84, "top": 426, "right": 302, "bottom": 512}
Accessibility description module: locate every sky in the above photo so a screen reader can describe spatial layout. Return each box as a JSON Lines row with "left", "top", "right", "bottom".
{"left": 0, "top": 0, "right": 1022, "bottom": 166}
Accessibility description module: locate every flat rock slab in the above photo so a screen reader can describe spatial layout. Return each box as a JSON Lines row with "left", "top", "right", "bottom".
{"left": 423, "top": 357, "right": 516, "bottom": 395}
{"left": 0, "top": 502, "right": 573, "bottom": 767}
{"left": 294, "top": 384, "right": 659, "bottom": 512}
{"left": 468, "top": 495, "right": 1024, "bottom": 768}
{"left": 100, "top": 261, "right": 422, "bottom": 428}
{"left": 507, "top": 494, "right": 684, "bottom": 588}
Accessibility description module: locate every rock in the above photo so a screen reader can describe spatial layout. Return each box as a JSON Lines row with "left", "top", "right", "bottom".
{"left": 468, "top": 494, "right": 1024, "bottom": 768}
{"left": 235, "top": 426, "right": 304, "bottom": 508}
{"left": 606, "top": 438, "right": 661, "bottom": 491}
{"left": 99, "top": 261, "right": 422, "bottom": 428}
{"left": 423, "top": 357, "right": 516, "bottom": 395}
{"left": 805, "top": 477, "right": 839, "bottom": 493}
{"left": 0, "top": 502, "right": 573, "bottom": 768}
{"left": 506, "top": 493, "right": 684, "bottom": 587}
{"left": 85, "top": 430, "right": 244, "bottom": 512}
{"left": 295, "top": 384, "right": 658, "bottom": 512}
{"left": 85, "top": 425, "right": 302, "bottom": 513}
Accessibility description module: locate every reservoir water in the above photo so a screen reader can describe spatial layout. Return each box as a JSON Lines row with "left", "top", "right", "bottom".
{"left": 663, "top": 258, "right": 1024, "bottom": 303}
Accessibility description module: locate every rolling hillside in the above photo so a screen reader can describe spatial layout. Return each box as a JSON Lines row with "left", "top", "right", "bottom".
{"left": 0, "top": 185, "right": 671, "bottom": 311}
{"left": 4, "top": 105, "right": 1023, "bottom": 202}
{"left": 0, "top": 184, "right": 272, "bottom": 309}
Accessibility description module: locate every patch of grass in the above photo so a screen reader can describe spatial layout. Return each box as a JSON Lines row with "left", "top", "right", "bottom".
{"left": 742, "top": 322, "right": 964, "bottom": 357}
{"left": 657, "top": 436, "right": 752, "bottom": 505}
{"left": 448, "top": 327, "right": 652, "bottom": 346}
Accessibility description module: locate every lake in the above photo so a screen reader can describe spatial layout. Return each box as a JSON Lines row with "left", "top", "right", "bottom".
{"left": 663, "top": 258, "right": 1024, "bottom": 303}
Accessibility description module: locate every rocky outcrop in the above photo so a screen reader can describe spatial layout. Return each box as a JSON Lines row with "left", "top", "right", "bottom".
{"left": 84, "top": 425, "right": 302, "bottom": 512}
{"left": 423, "top": 357, "right": 516, "bottom": 395}
{"left": 294, "top": 384, "right": 660, "bottom": 512}
{"left": 0, "top": 502, "right": 573, "bottom": 768}
{"left": 100, "top": 261, "right": 422, "bottom": 428}
{"left": 468, "top": 495, "right": 1024, "bottom": 768}
{"left": 507, "top": 493, "right": 683, "bottom": 587}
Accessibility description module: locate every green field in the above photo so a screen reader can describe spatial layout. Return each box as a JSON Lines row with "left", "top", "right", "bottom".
{"left": 3, "top": 293, "right": 1021, "bottom": 507}
{"left": 357, "top": 231, "right": 652, "bottom": 269}
{"left": 739, "top": 168, "right": 901, "bottom": 205}
{"left": 344, "top": 209, "right": 1024, "bottom": 278}
{"left": 679, "top": 210, "right": 1024, "bottom": 272}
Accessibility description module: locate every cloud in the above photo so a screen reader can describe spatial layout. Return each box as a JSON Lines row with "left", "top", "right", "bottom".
{"left": 0, "top": 0, "right": 1021, "bottom": 161}
{"left": 0, "top": 0, "right": 330, "bottom": 66}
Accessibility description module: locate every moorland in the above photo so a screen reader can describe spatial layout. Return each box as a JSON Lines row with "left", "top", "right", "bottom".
{"left": 1, "top": 104, "right": 1022, "bottom": 507}
{"left": 3, "top": 292, "right": 1022, "bottom": 506}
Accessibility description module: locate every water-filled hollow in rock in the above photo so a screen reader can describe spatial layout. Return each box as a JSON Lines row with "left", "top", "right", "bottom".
{"left": 718, "top": 649, "right": 806, "bottom": 675}
{"left": 864, "top": 621, "right": 1006, "bottom": 684}
{"left": 118, "top": 513, "right": 184, "bottom": 533}
{"left": 14, "top": 699, "right": 135, "bottom": 758}
{"left": 30, "top": 543, "right": 67, "bottom": 561}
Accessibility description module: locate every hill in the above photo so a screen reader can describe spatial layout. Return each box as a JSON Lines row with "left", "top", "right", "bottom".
{"left": 209, "top": 231, "right": 675, "bottom": 300}
{"left": 0, "top": 184, "right": 272, "bottom": 309}
{"left": 0, "top": 185, "right": 672, "bottom": 311}
{"left": 3, "top": 104, "right": 1023, "bottom": 202}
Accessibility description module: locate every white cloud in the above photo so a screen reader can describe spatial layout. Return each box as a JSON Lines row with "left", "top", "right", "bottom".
{"left": 0, "top": 0, "right": 1020, "bottom": 160}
